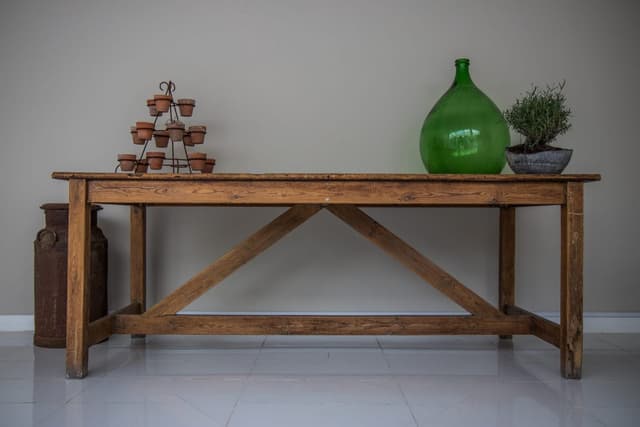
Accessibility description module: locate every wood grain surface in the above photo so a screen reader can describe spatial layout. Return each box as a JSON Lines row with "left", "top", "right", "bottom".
{"left": 84, "top": 180, "right": 567, "bottom": 206}
{"left": 52, "top": 172, "right": 601, "bottom": 182}
{"left": 561, "top": 182, "right": 584, "bottom": 379}
{"left": 65, "top": 179, "right": 91, "bottom": 378}
{"left": 87, "top": 302, "right": 141, "bottom": 346}
{"left": 114, "top": 314, "right": 532, "bottom": 336}
{"left": 506, "top": 305, "right": 561, "bottom": 348}
{"left": 499, "top": 207, "right": 516, "bottom": 338}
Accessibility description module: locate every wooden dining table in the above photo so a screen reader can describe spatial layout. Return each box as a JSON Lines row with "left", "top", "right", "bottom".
{"left": 52, "top": 172, "right": 600, "bottom": 379}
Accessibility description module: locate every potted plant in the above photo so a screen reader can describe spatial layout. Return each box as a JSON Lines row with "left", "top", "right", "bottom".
{"left": 177, "top": 98, "right": 195, "bottom": 116}
{"left": 201, "top": 158, "right": 216, "bottom": 173}
{"left": 503, "top": 82, "right": 572, "bottom": 174}
{"left": 189, "top": 125, "right": 206, "bottom": 144}
{"left": 166, "top": 120, "right": 185, "bottom": 141}
{"left": 135, "top": 159, "right": 149, "bottom": 173}
{"left": 130, "top": 126, "right": 145, "bottom": 145}
{"left": 135, "top": 121, "right": 154, "bottom": 140}
{"left": 146, "top": 99, "right": 161, "bottom": 117}
{"left": 183, "top": 131, "right": 193, "bottom": 146}
{"left": 146, "top": 151, "right": 165, "bottom": 170}
{"left": 188, "top": 152, "right": 206, "bottom": 170}
{"left": 153, "top": 94, "right": 172, "bottom": 113}
{"left": 117, "top": 154, "right": 137, "bottom": 171}
{"left": 153, "top": 130, "right": 170, "bottom": 148}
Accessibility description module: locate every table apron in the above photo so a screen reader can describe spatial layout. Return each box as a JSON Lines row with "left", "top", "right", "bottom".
{"left": 86, "top": 180, "right": 566, "bottom": 206}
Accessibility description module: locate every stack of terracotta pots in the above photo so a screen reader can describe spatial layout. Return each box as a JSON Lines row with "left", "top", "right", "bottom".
{"left": 117, "top": 81, "right": 215, "bottom": 174}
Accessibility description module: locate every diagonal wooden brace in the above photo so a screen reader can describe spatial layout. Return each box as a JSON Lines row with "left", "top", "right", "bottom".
{"left": 327, "top": 205, "right": 501, "bottom": 317}
{"left": 144, "top": 205, "right": 321, "bottom": 316}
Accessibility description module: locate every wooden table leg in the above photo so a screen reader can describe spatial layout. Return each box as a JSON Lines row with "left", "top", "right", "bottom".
{"left": 499, "top": 207, "right": 516, "bottom": 339}
{"left": 561, "top": 182, "right": 584, "bottom": 379}
{"left": 130, "top": 205, "right": 146, "bottom": 338}
{"left": 66, "top": 179, "right": 91, "bottom": 378}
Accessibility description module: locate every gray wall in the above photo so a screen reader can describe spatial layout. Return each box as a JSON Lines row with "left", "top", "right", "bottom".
{"left": 0, "top": 0, "right": 638, "bottom": 315}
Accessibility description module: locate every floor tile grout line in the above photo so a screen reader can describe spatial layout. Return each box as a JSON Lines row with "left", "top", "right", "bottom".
{"left": 65, "top": 357, "right": 116, "bottom": 404}
{"left": 223, "top": 393, "right": 242, "bottom": 427}
{"left": 175, "top": 392, "right": 225, "bottom": 425}
{"left": 581, "top": 406, "right": 618, "bottom": 427}
{"left": 249, "top": 336, "right": 268, "bottom": 375}
{"left": 596, "top": 336, "right": 640, "bottom": 356}
{"left": 376, "top": 337, "right": 392, "bottom": 370}
{"left": 396, "top": 380, "right": 420, "bottom": 427}
{"left": 32, "top": 399, "right": 71, "bottom": 427}
{"left": 224, "top": 373, "right": 254, "bottom": 426}
{"left": 229, "top": 332, "right": 269, "bottom": 426}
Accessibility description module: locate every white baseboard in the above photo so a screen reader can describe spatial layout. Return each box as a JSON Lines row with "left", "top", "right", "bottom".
{"left": 0, "top": 315, "right": 34, "bottom": 331}
{"left": 539, "top": 312, "right": 640, "bottom": 334}
{"left": 2, "top": 312, "right": 640, "bottom": 333}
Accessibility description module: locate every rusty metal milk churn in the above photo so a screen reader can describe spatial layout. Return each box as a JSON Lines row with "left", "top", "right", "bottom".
{"left": 33, "top": 203, "right": 108, "bottom": 347}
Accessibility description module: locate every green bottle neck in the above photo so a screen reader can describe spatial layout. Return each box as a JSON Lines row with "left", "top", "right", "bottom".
{"left": 454, "top": 59, "right": 473, "bottom": 86}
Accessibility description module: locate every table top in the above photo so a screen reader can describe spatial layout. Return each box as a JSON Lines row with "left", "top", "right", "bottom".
{"left": 52, "top": 172, "right": 601, "bottom": 183}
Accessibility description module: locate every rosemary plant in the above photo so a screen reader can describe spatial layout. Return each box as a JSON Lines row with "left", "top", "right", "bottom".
{"left": 504, "top": 82, "right": 571, "bottom": 152}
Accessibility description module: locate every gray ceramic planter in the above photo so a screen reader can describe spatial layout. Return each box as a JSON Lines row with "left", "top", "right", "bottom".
{"left": 506, "top": 148, "right": 573, "bottom": 174}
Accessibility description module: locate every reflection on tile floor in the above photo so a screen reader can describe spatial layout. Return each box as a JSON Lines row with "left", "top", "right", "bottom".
{"left": 1, "top": 332, "right": 639, "bottom": 426}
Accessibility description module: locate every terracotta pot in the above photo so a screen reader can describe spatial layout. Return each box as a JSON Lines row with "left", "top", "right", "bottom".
{"left": 183, "top": 131, "right": 193, "bottom": 146}
{"left": 189, "top": 125, "right": 207, "bottom": 144}
{"left": 117, "top": 154, "right": 137, "bottom": 171}
{"left": 188, "top": 152, "right": 206, "bottom": 170}
{"left": 166, "top": 121, "right": 185, "bottom": 141}
{"left": 146, "top": 151, "right": 165, "bottom": 170}
{"left": 136, "top": 121, "right": 154, "bottom": 140}
{"left": 154, "top": 94, "right": 172, "bottom": 113}
{"left": 146, "top": 99, "right": 161, "bottom": 117}
{"left": 177, "top": 98, "right": 195, "bottom": 117}
{"left": 135, "top": 159, "right": 149, "bottom": 173}
{"left": 153, "top": 130, "right": 170, "bottom": 148}
{"left": 201, "top": 158, "right": 216, "bottom": 173}
{"left": 130, "top": 126, "right": 145, "bottom": 145}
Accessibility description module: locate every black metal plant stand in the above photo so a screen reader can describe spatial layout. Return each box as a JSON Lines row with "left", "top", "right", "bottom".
{"left": 116, "top": 81, "right": 210, "bottom": 174}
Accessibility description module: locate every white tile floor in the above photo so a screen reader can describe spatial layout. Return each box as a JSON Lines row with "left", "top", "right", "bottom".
{"left": 1, "top": 332, "right": 639, "bottom": 426}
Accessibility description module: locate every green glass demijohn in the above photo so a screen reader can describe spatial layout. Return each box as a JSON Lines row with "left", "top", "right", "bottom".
{"left": 420, "top": 58, "right": 509, "bottom": 174}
